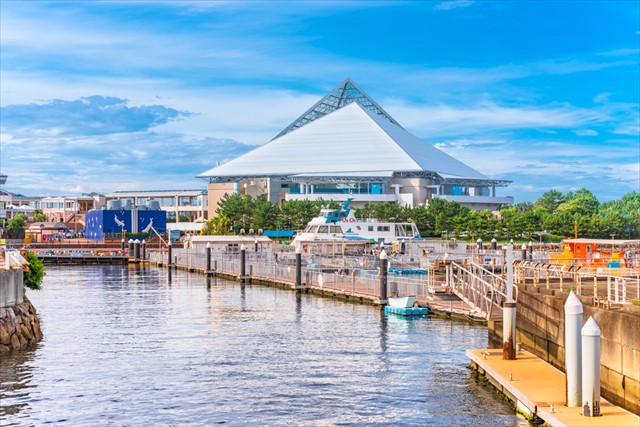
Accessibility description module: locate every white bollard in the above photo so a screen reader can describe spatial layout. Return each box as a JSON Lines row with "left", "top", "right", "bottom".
{"left": 503, "top": 242, "right": 517, "bottom": 360}
{"left": 503, "top": 301, "right": 517, "bottom": 360}
{"left": 506, "top": 243, "right": 514, "bottom": 301}
{"left": 581, "top": 316, "right": 601, "bottom": 417}
{"left": 564, "top": 291, "right": 583, "bottom": 407}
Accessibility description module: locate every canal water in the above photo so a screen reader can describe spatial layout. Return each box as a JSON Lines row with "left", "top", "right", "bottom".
{"left": 1, "top": 266, "right": 530, "bottom": 426}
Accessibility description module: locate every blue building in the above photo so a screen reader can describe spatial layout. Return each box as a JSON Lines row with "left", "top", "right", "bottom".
{"left": 85, "top": 208, "right": 167, "bottom": 241}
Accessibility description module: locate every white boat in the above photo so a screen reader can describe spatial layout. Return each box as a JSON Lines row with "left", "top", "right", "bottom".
{"left": 388, "top": 296, "right": 416, "bottom": 308}
{"left": 291, "top": 198, "right": 422, "bottom": 246}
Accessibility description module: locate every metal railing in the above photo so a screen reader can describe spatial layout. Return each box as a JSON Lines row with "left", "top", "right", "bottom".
{"left": 147, "top": 248, "right": 640, "bottom": 311}
{"left": 446, "top": 262, "right": 512, "bottom": 320}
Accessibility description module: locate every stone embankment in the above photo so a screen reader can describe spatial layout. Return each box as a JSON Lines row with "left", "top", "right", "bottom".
{"left": 1, "top": 267, "right": 43, "bottom": 354}
{"left": 0, "top": 298, "right": 43, "bottom": 354}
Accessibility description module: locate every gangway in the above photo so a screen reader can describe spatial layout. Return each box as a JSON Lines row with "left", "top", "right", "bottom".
{"left": 447, "top": 262, "right": 517, "bottom": 321}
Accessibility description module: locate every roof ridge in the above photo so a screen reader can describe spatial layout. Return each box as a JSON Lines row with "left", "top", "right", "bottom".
{"left": 272, "top": 78, "right": 402, "bottom": 140}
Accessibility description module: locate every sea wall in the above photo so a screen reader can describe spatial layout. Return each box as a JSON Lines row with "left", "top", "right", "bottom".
{"left": 488, "top": 285, "right": 640, "bottom": 415}
{"left": 0, "top": 268, "right": 43, "bottom": 354}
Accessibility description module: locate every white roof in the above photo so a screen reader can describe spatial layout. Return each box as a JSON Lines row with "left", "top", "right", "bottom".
{"left": 167, "top": 223, "right": 206, "bottom": 232}
{"left": 189, "top": 235, "right": 272, "bottom": 244}
{"left": 563, "top": 238, "right": 639, "bottom": 245}
{"left": 198, "top": 102, "right": 486, "bottom": 180}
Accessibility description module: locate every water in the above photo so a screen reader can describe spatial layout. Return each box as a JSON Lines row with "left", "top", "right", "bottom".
{"left": 1, "top": 266, "right": 530, "bottom": 426}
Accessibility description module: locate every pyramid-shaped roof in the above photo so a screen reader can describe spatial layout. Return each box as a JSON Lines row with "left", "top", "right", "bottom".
{"left": 273, "top": 78, "right": 402, "bottom": 139}
{"left": 198, "top": 101, "right": 492, "bottom": 182}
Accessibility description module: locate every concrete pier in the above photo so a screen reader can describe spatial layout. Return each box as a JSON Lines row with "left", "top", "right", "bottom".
{"left": 468, "top": 348, "right": 639, "bottom": 426}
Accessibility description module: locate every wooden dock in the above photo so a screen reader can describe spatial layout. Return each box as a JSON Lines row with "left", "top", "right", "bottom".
{"left": 37, "top": 255, "right": 129, "bottom": 265}
{"left": 467, "top": 348, "right": 639, "bottom": 426}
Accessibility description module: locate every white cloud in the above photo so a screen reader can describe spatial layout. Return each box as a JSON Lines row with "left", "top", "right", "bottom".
{"left": 434, "top": 1, "right": 474, "bottom": 11}
{"left": 573, "top": 129, "right": 598, "bottom": 136}
{"left": 387, "top": 101, "right": 605, "bottom": 137}
{"left": 593, "top": 92, "right": 612, "bottom": 104}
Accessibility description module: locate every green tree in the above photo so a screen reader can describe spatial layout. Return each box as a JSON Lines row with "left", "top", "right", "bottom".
{"left": 534, "top": 190, "right": 564, "bottom": 213}
{"left": 557, "top": 188, "right": 599, "bottom": 216}
{"left": 33, "top": 209, "right": 46, "bottom": 222}
{"left": 7, "top": 214, "right": 27, "bottom": 239}
{"left": 278, "top": 199, "right": 326, "bottom": 230}
{"left": 202, "top": 215, "right": 231, "bottom": 235}
{"left": 24, "top": 251, "right": 46, "bottom": 290}
{"left": 408, "top": 205, "right": 434, "bottom": 236}
{"left": 252, "top": 196, "right": 279, "bottom": 230}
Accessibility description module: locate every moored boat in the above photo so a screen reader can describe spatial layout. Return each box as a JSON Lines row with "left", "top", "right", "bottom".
{"left": 291, "top": 198, "right": 421, "bottom": 247}
{"left": 388, "top": 295, "right": 416, "bottom": 308}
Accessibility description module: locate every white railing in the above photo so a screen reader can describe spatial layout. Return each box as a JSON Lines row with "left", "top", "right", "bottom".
{"left": 447, "top": 262, "right": 511, "bottom": 320}
{"left": 146, "top": 249, "right": 640, "bottom": 310}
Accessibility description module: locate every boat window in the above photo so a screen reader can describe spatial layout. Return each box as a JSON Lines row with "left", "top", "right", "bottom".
{"left": 309, "top": 226, "right": 319, "bottom": 233}
{"left": 377, "top": 226, "right": 390, "bottom": 232}
{"left": 395, "top": 224, "right": 407, "bottom": 237}
{"left": 330, "top": 226, "right": 343, "bottom": 233}
{"left": 368, "top": 226, "right": 374, "bottom": 232}
{"left": 317, "top": 226, "right": 329, "bottom": 234}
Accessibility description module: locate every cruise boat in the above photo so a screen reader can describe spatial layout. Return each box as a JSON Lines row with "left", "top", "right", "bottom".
{"left": 291, "top": 198, "right": 422, "bottom": 246}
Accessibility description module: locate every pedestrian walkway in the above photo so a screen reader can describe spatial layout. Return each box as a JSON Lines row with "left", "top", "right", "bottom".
{"left": 467, "top": 348, "right": 639, "bottom": 426}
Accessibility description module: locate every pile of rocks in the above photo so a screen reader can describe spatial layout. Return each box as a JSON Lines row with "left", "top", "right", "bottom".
{"left": 0, "top": 298, "right": 43, "bottom": 354}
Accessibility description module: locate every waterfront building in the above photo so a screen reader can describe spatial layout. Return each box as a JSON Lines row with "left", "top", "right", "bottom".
{"left": 198, "top": 78, "right": 513, "bottom": 218}
{"left": 0, "top": 189, "right": 43, "bottom": 224}
{"left": 39, "top": 194, "right": 105, "bottom": 233}
{"left": 104, "top": 189, "right": 208, "bottom": 223}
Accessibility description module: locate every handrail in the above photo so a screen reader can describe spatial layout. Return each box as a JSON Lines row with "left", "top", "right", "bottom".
{"left": 148, "top": 226, "right": 169, "bottom": 248}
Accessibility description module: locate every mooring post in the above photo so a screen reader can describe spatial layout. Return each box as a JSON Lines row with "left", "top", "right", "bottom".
{"left": 581, "top": 316, "right": 601, "bottom": 417}
{"left": 521, "top": 243, "right": 527, "bottom": 261}
{"left": 254, "top": 238, "right": 259, "bottom": 253}
{"left": 491, "top": 238, "right": 497, "bottom": 251}
{"left": 134, "top": 239, "right": 140, "bottom": 261}
{"left": 379, "top": 249, "right": 388, "bottom": 305}
{"left": 477, "top": 238, "right": 482, "bottom": 252}
{"left": 167, "top": 241, "right": 172, "bottom": 268}
{"left": 121, "top": 238, "right": 125, "bottom": 253}
{"left": 141, "top": 240, "right": 146, "bottom": 261}
{"left": 128, "top": 239, "right": 134, "bottom": 257}
{"left": 240, "top": 243, "right": 246, "bottom": 281}
{"left": 295, "top": 244, "right": 302, "bottom": 290}
{"left": 206, "top": 242, "right": 212, "bottom": 275}
{"left": 503, "top": 243, "right": 517, "bottom": 360}
{"left": 528, "top": 241, "right": 533, "bottom": 260}
{"left": 565, "top": 290, "right": 583, "bottom": 407}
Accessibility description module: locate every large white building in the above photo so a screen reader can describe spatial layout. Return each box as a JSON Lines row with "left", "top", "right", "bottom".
{"left": 198, "top": 79, "right": 513, "bottom": 217}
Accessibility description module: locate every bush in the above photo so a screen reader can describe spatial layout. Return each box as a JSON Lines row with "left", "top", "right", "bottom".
{"left": 24, "top": 251, "right": 46, "bottom": 290}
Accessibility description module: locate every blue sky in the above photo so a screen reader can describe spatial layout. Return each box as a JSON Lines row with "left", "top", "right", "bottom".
{"left": 0, "top": 0, "right": 638, "bottom": 204}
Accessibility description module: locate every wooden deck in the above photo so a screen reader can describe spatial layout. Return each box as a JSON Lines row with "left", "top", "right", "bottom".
{"left": 468, "top": 348, "right": 639, "bottom": 426}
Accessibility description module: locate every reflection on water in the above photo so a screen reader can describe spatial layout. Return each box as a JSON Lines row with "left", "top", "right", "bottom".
{"left": 1, "top": 266, "right": 531, "bottom": 426}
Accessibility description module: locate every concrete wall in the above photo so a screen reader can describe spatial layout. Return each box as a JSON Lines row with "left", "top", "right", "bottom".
{"left": 488, "top": 285, "right": 640, "bottom": 415}
{"left": 206, "top": 182, "right": 237, "bottom": 219}
{"left": 1, "top": 268, "right": 24, "bottom": 307}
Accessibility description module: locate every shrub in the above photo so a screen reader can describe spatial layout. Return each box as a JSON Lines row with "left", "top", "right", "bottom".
{"left": 24, "top": 251, "right": 46, "bottom": 290}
